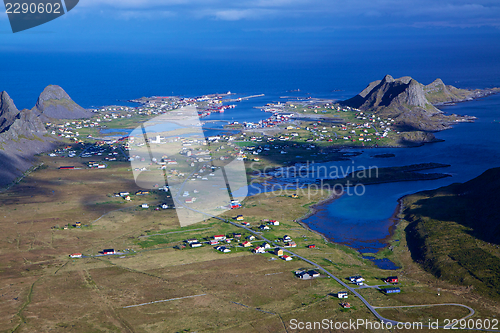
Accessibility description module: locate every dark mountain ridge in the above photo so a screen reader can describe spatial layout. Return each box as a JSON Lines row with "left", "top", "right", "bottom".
{"left": 404, "top": 167, "right": 500, "bottom": 299}
{"left": 343, "top": 75, "right": 499, "bottom": 132}
{"left": 0, "top": 85, "right": 92, "bottom": 188}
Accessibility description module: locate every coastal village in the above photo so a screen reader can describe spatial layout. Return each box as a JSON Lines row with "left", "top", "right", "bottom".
{"left": 28, "top": 88, "right": 493, "bottom": 331}
{"left": 2, "top": 78, "right": 497, "bottom": 332}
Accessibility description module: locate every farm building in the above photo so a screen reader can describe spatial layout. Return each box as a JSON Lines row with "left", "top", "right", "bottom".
{"left": 69, "top": 253, "right": 82, "bottom": 258}
{"left": 136, "top": 191, "right": 150, "bottom": 196}
{"left": 210, "top": 240, "right": 219, "bottom": 245}
{"left": 383, "top": 287, "right": 401, "bottom": 294}
{"left": 213, "top": 235, "right": 226, "bottom": 241}
{"left": 307, "top": 244, "right": 316, "bottom": 249}
{"left": 231, "top": 200, "right": 241, "bottom": 209}
{"left": 386, "top": 276, "right": 398, "bottom": 283}
{"left": 337, "top": 292, "right": 348, "bottom": 299}
{"left": 349, "top": 276, "right": 365, "bottom": 284}
{"left": 59, "top": 166, "right": 75, "bottom": 170}
{"left": 103, "top": 249, "right": 115, "bottom": 255}
{"left": 216, "top": 246, "right": 231, "bottom": 253}
{"left": 253, "top": 247, "right": 266, "bottom": 254}
{"left": 185, "top": 239, "right": 198, "bottom": 244}
{"left": 296, "top": 270, "right": 320, "bottom": 280}
{"left": 190, "top": 242, "right": 202, "bottom": 248}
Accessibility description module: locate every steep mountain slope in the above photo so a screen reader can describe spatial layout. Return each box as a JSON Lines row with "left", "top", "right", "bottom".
{"left": 0, "top": 91, "right": 47, "bottom": 142}
{"left": 403, "top": 167, "right": 500, "bottom": 299}
{"left": 34, "top": 85, "right": 92, "bottom": 119}
{"left": 343, "top": 75, "right": 498, "bottom": 131}
{"left": 0, "top": 91, "right": 21, "bottom": 133}
{"left": 0, "top": 91, "right": 55, "bottom": 187}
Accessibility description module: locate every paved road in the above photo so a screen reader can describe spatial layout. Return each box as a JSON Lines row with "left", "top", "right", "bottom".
{"left": 171, "top": 182, "right": 499, "bottom": 332}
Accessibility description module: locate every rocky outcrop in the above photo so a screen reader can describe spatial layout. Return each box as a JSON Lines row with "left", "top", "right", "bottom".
{"left": 342, "top": 75, "right": 495, "bottom": 131}
{"left": 34, "top": 85, "right": 92, "bottom": 119}
{"left": 0, "top": 91, "right": 21, "bottom": 133}
{"left": 0, "top": 90, "right": 55, "bottom": 187}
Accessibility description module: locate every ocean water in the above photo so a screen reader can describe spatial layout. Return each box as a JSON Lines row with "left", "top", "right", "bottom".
{"left": 1, "top": 52, "right": 499, "bottom": 110}
{"left": 1, "top": 52, "right": 500, "bottom": 254}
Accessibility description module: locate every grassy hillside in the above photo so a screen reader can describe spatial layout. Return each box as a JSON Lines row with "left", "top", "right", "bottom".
{"left": 403, "top": 167, "right": 500, "bottom": 299}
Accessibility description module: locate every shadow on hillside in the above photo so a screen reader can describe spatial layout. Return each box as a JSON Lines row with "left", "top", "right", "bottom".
{"left": 405, "top": 183, "right": 500, "bottom": 245}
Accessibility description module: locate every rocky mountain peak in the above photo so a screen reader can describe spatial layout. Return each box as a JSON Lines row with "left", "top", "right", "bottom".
{"left": 0, "top": 91, "right": 20, "bottom": 133}
{"left": 34, "top": 85, "right": 92, "bottom": 119}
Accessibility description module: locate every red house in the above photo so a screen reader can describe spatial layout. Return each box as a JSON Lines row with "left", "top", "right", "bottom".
{"left": 386, "top": 276, "right": 398, "bottom": 283}
{"left": 103, "top": 249, "right": 115, "bottom": 255}
{"left": 307, "top": 244, "right": 316, "bottom": 249}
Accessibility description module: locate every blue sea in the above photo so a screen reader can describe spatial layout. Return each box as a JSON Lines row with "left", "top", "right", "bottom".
{"left": 1, "top": 52, "right": 500, "bottom": 254}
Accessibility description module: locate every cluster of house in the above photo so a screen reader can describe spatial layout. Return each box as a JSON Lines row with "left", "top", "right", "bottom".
{"left": 184, "top": 234, "right": 236, "bottom": 249}
{"left": 58, "top": 221, "right": 87, "bottom": 229}
{"left": 242, "top": 112, "right": 294, "bottom": 129}
{"left": 251, "top": 242, "right": 272, "bottom": 254}
{"left": 382, "top": 276, "right": 400, "bottom": 294}
{"left": 295, "top": 269, "right": 320, "bottom": 280}
{"left": 115, "top": 191, "right": 167, "bottom": 207}
{"left": 281, "top": 235, "right": 296, "bottom": 248}
{"left": 341, "top": 302, "right": 351, "bottom": 309}
{"left": 46, "top": 119, "right": 99, "bottom": 140}
{"left": 215, "top": 246, "right": 231, "bottom": 253}
{"left": 69, "top": 248, "right": 117, "bottom": 258}
{"left": 88, "top": 161, "right": 107, "bottom": 169}
{"left": 348, "top": 275, "right": 365, "bottom": 286}
{"left": 49, "top": 145, "right": 78, "bottom": 158}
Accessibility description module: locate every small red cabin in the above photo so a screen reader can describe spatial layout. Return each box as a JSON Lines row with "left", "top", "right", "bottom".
{"left": 386, "top": 276, "right": 398, "bottom": 283}
{"left": 103, "top": 249, "right": 115, "bottom": 255}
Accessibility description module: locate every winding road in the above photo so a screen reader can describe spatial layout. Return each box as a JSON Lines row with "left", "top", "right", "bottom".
{"left": 167, "top": 167, "right": 499, "bottom": 332}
